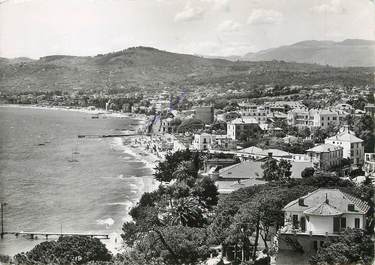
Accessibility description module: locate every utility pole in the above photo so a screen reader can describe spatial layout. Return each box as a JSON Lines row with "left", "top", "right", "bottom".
{"left": 1, "top": 202, "right": 7, "bottom": 239}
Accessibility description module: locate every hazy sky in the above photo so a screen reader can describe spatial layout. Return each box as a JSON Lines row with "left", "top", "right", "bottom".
{"left": 0, "top": 0, "right": 374, "bottom": 58}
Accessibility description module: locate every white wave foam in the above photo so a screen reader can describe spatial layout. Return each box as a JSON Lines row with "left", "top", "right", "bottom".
{"left": 106, "top": 202, "right": 130, "bottom": 206}
{"left": 96, "top": 217, "right": 115, "bottom": 229}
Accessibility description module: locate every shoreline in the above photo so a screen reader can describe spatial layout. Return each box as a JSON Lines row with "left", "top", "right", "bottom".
{"left": 0, "top": 104, "right": 156, "bottom": 256}
{"left": 0, "top": 103, "right": 148, "bottom": 120}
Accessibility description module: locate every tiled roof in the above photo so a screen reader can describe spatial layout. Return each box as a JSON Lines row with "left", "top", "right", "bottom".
{"left": 326, "top": 132, "right": 363, "bottom": 143}
{"left": 215, "top": 179, "right": 267, "bottom": 194}
{"left": 283, "top": 188, "right": 370, "bottom": 215}
{"left": 218, "top": 160, "right": 313, "bottom": 180}
{"left": 230, "top": 117, "right": 258, "bottom": 125}
{"left": 264, "top": 149, "right": 292, "bottom": 157}
{"left": 306, "top": 144, "right": 342, "bottom": 153}
{"left": 303, "top": 202, "right": 343, "bottom": 216}
{"left": 238, "top": 146, "right": 266, "bottom": 155}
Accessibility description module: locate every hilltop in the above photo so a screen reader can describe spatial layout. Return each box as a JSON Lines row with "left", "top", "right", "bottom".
{"left": 0, "top": 46, "right": 373, "bottom": 93}
{"left": 218, "top": 39, "right": 375, "bottom": 67}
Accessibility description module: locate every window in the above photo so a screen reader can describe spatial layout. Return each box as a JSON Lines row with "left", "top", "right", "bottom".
{"left": 341, "top": 217, "right": 346, "bottom": 230}
{"left": 348, "top": 204, "right": 355, "bottom": 211}
{"left": 355, "top": 218, "right": 360, "bottom": 229}
{"left": 292, "top": 215, "right": 299, "bottom": 229}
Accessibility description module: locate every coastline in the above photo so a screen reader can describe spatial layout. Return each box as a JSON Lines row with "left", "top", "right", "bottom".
{"left": 0, "top": 104, "right": 157, "bottom": 256}
{"left": 0, "top": 103, "right": 148, "bottom": 120}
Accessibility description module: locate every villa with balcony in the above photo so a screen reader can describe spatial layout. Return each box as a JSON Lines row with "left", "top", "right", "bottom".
{"left": 279, "top": 188, "right": 370, "bottom": 253}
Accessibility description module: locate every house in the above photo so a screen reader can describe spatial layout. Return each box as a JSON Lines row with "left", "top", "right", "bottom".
{"left": 192, "top": 133, "right": 236, "bottom": 151}
{"left": 287, "top": 109, "right": 342, "bottom": 129}
{"left": 227, "top": 117, "right": 261, "bottom": 141}
{"left": 240, "top": 106, "right": 268, "bottom": 124}
{"left": 325, "top": 127, "right": 364, "bottom": 166}
{"left": 364, "top": 103, "right": 375, "bottom": 116}
{"left": 214, "top": 159, "right": 313, "bottom": 193}
{"left": 363, "top": 153, "right": 375, "bottom": 184}
{"left": 306, "top": 144, "right": 343, "bottom": 170}
{"left": 279, "top": 188, "right": 370, "bottom": 252}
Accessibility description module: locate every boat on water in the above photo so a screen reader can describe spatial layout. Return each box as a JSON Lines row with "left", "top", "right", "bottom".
{"left": 91, "top": 114, "right": 99, "bottom": 119}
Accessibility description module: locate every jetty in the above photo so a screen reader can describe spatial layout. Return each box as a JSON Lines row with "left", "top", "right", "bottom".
{"left": 4, "top": 231, "right": 110, "bottom": 240}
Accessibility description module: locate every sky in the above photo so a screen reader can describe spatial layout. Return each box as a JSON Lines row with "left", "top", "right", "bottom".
{"left": 0, "top": 0, "right": 374, "bottom": 58}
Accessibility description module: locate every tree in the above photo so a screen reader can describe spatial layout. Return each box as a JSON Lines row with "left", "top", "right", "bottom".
{"left": 301, "top": 167, "right": 315, "bottom": 178}
{"left": 177, "top": 118, "right": 205, "bottom": 133}
{"left": 14, "top": 236, "right": 112, "bottom": 265}
{"left": 261, "top": 159, "right": 280, "bottom": 181}
{"left": 154, "top": 149, "right": 195, "bottom": 183}
{"left": 310, "top": 228, "right": 374, "bottom": 265}
{"left": 122, "top": 151, "right": 217, "bottom": 264}
{"left": 278, "top": 159, "right": 292, "bottom": 181}
{"left": 261, "top": 159, "right": 292, "bottom": 182}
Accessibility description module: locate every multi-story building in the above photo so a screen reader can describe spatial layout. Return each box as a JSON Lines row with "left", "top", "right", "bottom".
{"left": 279, "top": 188, "right": 370, "bottom": 252}
{"left": 192, "top": 133, "right": 213, "bottom": 150}
{"left": 325, "top": 127, "right": 364, "bottom": 166}
{"left": 227, "top": 117, "right": 261, "bottom": 141}
{"left": 240, "top": 106, "right": 268, "bottom": 124}
{"left": 363, "top": 153, "right": 375, "bottom": 183}
{"left": 306, "top": 144, "right": 343, "bottom": 170}
{"left": 287, "top": 109, "right": 342, "bottom": 129}
{"left": 192, "top": 133, "right": 235, "bottom": 151}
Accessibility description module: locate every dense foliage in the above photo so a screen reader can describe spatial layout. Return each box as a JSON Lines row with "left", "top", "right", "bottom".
{"left": 122, "top": 149, "right": 218, "bottom": 264}
{"left": 14, "top": 236, "right": 112, "bottom": 265}
{"left": 310, "top": 229, "right": 374, "bottom": 265}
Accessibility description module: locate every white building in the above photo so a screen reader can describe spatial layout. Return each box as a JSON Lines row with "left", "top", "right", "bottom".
{"left": 192, "top": 133, "right": 235, "bottom": 151}
{"left": 227, "top": 117, "right": 260, "bottom": 141}
{"left": 363, "top": 153, "right": 375, "bottom": 184}
{"left": 325, "top": 127, "right": 364, "bottom": 166}
{"left": 287, "top": 109, "right": 343, "bottom": 129}
{"left": 192, "top": 133, "right": 214, "bottom": 151}
{"left": 240, "top": 106, "right": 268, "bottom": 124}
{"left": 280, "top": 188, "right": 370, "bottom": 252}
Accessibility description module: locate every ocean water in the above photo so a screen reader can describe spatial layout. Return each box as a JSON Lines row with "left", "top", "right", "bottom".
{"left": 0, "top": 106, "right": 155, "bottom": 256}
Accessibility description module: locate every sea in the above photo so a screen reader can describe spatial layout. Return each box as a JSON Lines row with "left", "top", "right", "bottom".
{"left": 0, "top": 106, "right": 155, "bottom": 256}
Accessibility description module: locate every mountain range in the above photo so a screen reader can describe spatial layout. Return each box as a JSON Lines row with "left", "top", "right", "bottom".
{"left": 204, "top": 39, "right": 375, "bottom": 67}
{"left": 0, "top": 42, "right": 374, "bottom": 93}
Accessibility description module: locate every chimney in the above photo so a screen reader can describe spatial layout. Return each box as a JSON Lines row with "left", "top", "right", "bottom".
{"left": 325, "top": 193, "right": 329, "bottom": 204}
{"left": 268, "top": 152, "right": 273, "bottom": 158}
{"left": 298, "top": 198, "right": 305, "bottom": 206}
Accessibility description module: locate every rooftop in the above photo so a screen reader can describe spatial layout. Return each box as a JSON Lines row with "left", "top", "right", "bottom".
{"left": 326, "top": 129, "right": 363, "bottom": 143}
{"left": 229, "top": 117, "right": 258, "bottom": 125}
{"left": 283, "top": 188, "right": 370, "bottom": 215}
{"left": 306, "top": 143, "right": 342, "bottom": 153}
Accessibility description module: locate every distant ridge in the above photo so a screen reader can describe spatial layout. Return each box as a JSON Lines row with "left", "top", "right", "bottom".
{"left": 205, "top": 39, "right": 375, "bottom": 67}
{"left": 0, "top": 45, "right": 373, "bottom": 93}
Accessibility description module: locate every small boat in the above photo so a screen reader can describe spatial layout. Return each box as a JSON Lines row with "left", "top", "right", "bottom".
{"left": 91, "top": 114, "right": 99, "bottom": 119}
